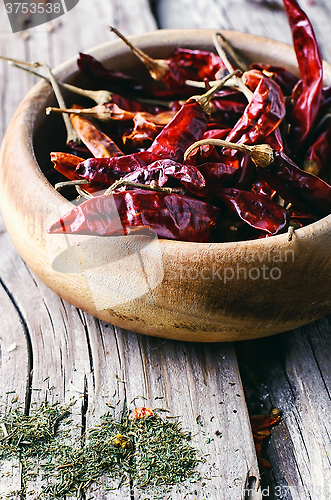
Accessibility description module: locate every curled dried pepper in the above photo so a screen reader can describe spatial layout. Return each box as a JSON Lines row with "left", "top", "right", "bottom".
{"left": 109, "top": 27, "right": 225, "bottom": 93}
{"left": 225, "top": 69, "right": 286, "bottom": 146}
{"left": 77, "top": 52, "right": 145, "bottom": 95}
{"left": 47, "top": 189, "right": 220, "bottom": 242}
{"left": 250, "top": 408, "right": 281, "bottom": 464}
{"left": 303, "top": 124, "right": 331, "bottom": 176}
{"left": 50, "top": 152, "right": 106, "bottom": 194}
{"left": 51, "top": 152, "right": 85, "bottom": 180}
{"left": 218, "top": 188, "right": 289, "bottom": 235}
{"left": 185, "top": 138, "right": 331, "bottom": 217}
{"left": 120, "top": 158, "right": 206, "bottom": 194}
{"left": 69, "top": 106, "right": 124, "bottom": 158}
{"left": 75, "top": 151, "right": 167, "bottom": 186}
{"left": 122, "top": 113, "right": 164, "bottom": 147}
{"left": 250, "top": 63, "right": 299, "bottom": 96}
{"left": 282, "top": 0, "right": 323, "bottom": 153}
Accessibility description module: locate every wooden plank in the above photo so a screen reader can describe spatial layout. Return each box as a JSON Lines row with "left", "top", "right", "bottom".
{"left": 83, "top": 319, "right": 130, "bottom": 499}
{"left": 112, "top": 331, "right": 261, "bottom": 499}
{"left": 236, "top": 318, "right": 331, "bottom": 500}
{"left": 0, "top": 227, "right": 29, "bottom": 499}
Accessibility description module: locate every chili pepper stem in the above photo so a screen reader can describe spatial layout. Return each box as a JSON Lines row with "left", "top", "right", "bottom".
{"left": 0, "top": 54, "right": 39, "bottom": 67}
{"left": 184, "top": 138, "right": 274, "bottom": 167}
{"left": 36, "top": 61, "right": 80, "bottom": 145}
{"left": 59, "top": 83, "right": 113, "bottom": 105}
{"left": 54, "top": 179, "right": 90, "bottom": 192}
{"left": 213, "top": 32, "right": 249, "bottom": 72}
{"left": 7, "top": 60, "right": 113, "bottom": 105}
{"left": 46, "top": 105, "right": 107, "bottom": 120}
{"left": 104, "top": 178, "right": 178, "bottom": 196}
{"left": 76, "top": 185, "right": 95, "bottom": 200}
{"left": 189, "top": 70, "right": 241, "bottom": 114}
{"left": 108, "top": 26, "right": 169, "bottom": 81}
{"left": 213, "top": 33, "right": 253, "bottom": 102}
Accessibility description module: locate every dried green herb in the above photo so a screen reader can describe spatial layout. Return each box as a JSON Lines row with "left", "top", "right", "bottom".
{"left": 0, "top": 402, "right": 201, "bottom": 499}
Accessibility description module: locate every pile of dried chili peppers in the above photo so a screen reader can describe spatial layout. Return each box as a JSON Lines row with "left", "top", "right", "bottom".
{"left": 46, "top": 0, "right": 331, "bottom": 243}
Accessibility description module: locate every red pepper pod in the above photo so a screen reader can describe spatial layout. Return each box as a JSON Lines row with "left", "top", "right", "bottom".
{"left": 218, "top": 187, "right": 289, "bottom": 235}
{"left": 167, "top": 47, "right": 225, "bottom": 84}
{"left": 226, "top": 70, "right": 286, "bottom": 146}
{"left": 75, "top": 151, "right": 168, "bottom": 186}
{"left": 148, "top": 101, "right": 209, "bottom": 162}
{"left": 51, "top": 152, "right": 104, "bottom": 194}
{"left": 51, "top": 152, "right": 85, "bottom": 180}
{"left": 197, "top": 162, "right": 238, "bottom": 197}
{"left": 121, "top": 159, "right": 206, "bottom": 192}
{"left": 257, "top": 150, "right": 331, "bottom": 216}
{"left": 303, "top": 124, "right": 331, "bottom": 176}
{"left": 77, "top": 53, "right": 145, "bottom": 94}
{"left": 47, "top": 189, "right": 220, "bottom": 242}
{"left": 282, "top": 0, "right": 323, "bottom": 152}
{"left": 250, "top": 63, "right": 299, "bottom": 96}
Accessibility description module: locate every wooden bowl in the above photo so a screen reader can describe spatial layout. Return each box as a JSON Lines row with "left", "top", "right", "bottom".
{"left": 1, "top": 29, "right": 331, "bottom": 342}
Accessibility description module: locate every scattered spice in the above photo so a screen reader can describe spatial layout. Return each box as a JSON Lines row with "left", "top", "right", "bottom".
{"left": 133, "top": 407, "right": 154, "bottom": 418}
{"left": 0, "top": 401, "right": 202, "bottom": 498}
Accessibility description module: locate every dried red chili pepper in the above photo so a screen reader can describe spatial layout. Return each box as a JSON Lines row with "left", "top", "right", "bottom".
{"left": 77, "top": 52, "right": 193, "bottom": 100}
{"left": 75, "top": 151, "right": 167, "bottom": 186}
{"left": 109, "top": 27, "right": 225, "bottom": 93}
{"left": 50, "top": 152, "right": 106, "bottom": 194}
{"left": 120, "top": 158, "right": 205, "bottom": 194}
{"left": 122, "top": 113, "right": 164, "bottom": 148}
{"left": 47, "top": 189, "right": 220, "bottom": 242}
{"left": 250, "top": 63, "right": 299, "bottom": 96}
{"left": 303, "top": 124, "right": 331, "bottom": 176}
{"left": 250, "top": 408, "right": 281, "bottom": 466}
{"left": 282, "top": 0, "right": 323, "bottom": 153}
{"left": 147, "top": 101, "right": 208, "bottom": 161}
{"left": 77, "top": 53, "right": 145, "bottom": 95}
{"left": 225, "top": 69, "right": 286, "bottom": 146}
{"left": 69, "top": 107, "right": 124, "bottom": 159}
{"left": 185, "top": 138, "right": 331, "bottom": 217}
{"left": 51, "top": 152, "right": 85, "bottom": 180}
{"left": 218, "top": 188, "right": 289, "bottom": 235}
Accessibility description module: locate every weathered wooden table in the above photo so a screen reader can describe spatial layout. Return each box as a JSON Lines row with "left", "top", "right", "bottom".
{"left": 0, "top": 0, "right": 330, "bottom": 499}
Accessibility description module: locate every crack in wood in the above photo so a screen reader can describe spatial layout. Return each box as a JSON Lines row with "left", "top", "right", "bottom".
{"left": 0, "top": 277, "right": 33, "bottom": 415}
